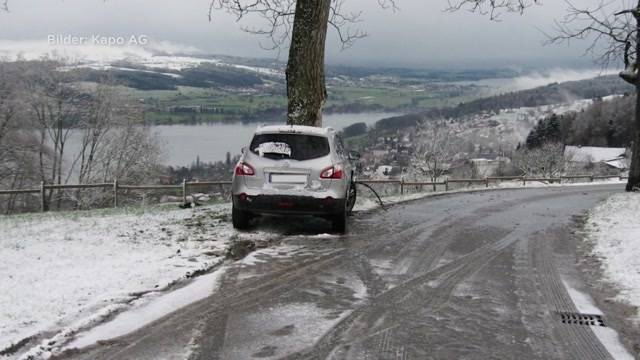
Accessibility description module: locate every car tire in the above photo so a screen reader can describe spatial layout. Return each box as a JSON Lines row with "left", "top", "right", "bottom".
{"left": 346, "top": 181, "right": 357, "bottom": 215}
{"left": 331, "top": 207, "right": 347, "bottom": 234}
{"left": 232, "top": 205, "right": 250, "bottom": 230}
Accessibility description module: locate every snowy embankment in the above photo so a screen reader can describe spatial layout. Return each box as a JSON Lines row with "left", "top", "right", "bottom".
{"left": 586, "top": 192, "right": 640, "bottom": 321}
{"left": 0, "top": 203, "right": 240, "bottom": 357}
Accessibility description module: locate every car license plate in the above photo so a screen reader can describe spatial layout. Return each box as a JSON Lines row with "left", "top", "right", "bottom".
{"left": 270, "top": 174, "right": 307, "bottom": 184}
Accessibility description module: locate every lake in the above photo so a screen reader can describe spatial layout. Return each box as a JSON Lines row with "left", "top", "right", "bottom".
{"left": 155, "top": 112, "right": 401, "bottom": 166}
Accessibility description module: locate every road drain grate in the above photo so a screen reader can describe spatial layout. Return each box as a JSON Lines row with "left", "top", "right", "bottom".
{"left": 558, "top": 312, "right": 606, "bottom": 327}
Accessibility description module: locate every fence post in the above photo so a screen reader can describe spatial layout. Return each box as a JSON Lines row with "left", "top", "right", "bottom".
{"left": 113, "top": 179, "right": 118, "bottom": 208}
{"left": 445, "top": 178, "right": 449, "bottom": 192}
{"left": 40, "top": 181, "right": 46, "bottom": 212}
{"left": 182, "top": 179, "right": 188, "bottom": 205}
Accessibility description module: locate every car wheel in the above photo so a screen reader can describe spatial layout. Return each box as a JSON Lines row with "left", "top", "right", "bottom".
{"left": 232, "top": 205, "right": 250, "bottom": 230}
{"left": 346, "top": 181, "right": 357, "bottom": 215}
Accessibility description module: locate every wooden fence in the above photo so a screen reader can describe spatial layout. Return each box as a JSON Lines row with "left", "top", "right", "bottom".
{"left": 0, "top": 174, "right": 627, "bottom": 213}
{"left": 0, "top": 180, "right": 231, "bottom": 212}
{"left": 361, "top": 174, "right": 627, "bottom": 195}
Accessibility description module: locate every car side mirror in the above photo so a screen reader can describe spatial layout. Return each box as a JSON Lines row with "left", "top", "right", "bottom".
{"left": 348, "top": 150, "right": 361, "bottom": 161}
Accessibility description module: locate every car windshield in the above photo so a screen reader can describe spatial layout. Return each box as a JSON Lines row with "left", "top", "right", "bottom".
{"left": 250, "top": 133, "right": 330, "bottom": 161}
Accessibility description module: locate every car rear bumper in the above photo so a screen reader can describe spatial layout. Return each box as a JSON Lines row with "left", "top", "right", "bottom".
{"left": 233, "top": 194, "right": 345, "bottom": 215}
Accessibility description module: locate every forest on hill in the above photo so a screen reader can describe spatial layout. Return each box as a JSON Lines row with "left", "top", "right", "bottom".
{"left": 525, "top": 94, "right": 635, "bottom": 149}
{"left": 375, "top": 75, "right": 632, "bottom": 131}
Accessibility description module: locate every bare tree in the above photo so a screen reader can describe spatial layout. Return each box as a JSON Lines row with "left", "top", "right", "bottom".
{"left": 92, "top": 114, "right": 161, "bottom": 184}
{"left": 0, "top": 58, "right": 163, "bottom": 212}
{"left": 68, "top": 80, "right": 119, "bottom": 185}
{"left": 68, "top": 115, "right": 161, "bottom": 209}
{"left": 410, "top": 120, "right": 462, "bottom": 181}
{"left": 20, "top": 60, "right": 87, "bottom": 209}
{"left": 209, "top": 0, "right": 394, "bottom": 127}
{"left": 59, "top": 76, "right": 161, "bottom": 208}
{"left": 60, "top": 87, "right": 160, "bottom": 209}
{"left": 0, "top": 62, "right": 45, "bottom": 213}
{"left": 0, "top": 62, "right": 19, "bottom": 145}
{"left": 513, "top": 142, "right": 570, "bottom": 178}
{"left": 3, "top": 61, "right": 162, "bottom": 210}
{"left": 542, "top": 0, "right": 640, "bottom": 191}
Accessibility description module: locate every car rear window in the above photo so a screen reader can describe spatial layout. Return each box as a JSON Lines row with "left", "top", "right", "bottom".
{"left": 250, "top": 133, "right": 330, "bottom": 161}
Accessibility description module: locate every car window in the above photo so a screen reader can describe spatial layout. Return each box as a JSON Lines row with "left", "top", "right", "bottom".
{"left": 250, "top": 133, "right": 330, "bottom": 161}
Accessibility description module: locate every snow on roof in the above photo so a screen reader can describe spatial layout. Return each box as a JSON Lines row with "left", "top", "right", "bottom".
{"left": 255, "top": 124, "right": 334, "bottom": 136}
{"left": 605, "top": 159, "right": 628, "bottom": 169}
{"left": 565, "top": 146, "right": 626, "bottom": 163}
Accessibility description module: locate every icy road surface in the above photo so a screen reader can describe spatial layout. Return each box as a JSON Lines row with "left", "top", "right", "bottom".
{"left": 62, "top": 185, "right": 636, "bottom": 359}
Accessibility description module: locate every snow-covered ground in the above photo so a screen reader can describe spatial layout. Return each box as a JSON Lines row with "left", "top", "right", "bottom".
{"left": 0, "top": 203, "right": 240, "bottom": 357}
{"left": 586, "top": 192, "right": 640, "bottom": 322}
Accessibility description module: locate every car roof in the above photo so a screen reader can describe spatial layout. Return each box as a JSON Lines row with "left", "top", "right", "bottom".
{"left": 254, "top": 124, "right": 335, "bottom": 137}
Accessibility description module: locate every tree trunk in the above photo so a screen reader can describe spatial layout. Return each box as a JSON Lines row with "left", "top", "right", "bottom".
{"left": 285, "top": 0, "right": 331, "bottom": 127}
{"left": 626, "top": 85, "right": 640, "bottom": 191}
{"left": 626, "top": 7, "right": 640, "bottom": 192}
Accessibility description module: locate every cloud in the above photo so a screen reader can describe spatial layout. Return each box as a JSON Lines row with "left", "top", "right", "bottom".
{"left": 145, "top": 40, "right": 203, "bottom": 56}
{"left": 507, "top": 68, "right": 616, "bottom": 91}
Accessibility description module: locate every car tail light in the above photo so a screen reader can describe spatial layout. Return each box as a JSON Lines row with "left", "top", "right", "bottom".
{"left": 320, "top": 165, "right": 343, "bottom": 179}
{"left": 235, "top": 162, "right": 255, "bottom": 176}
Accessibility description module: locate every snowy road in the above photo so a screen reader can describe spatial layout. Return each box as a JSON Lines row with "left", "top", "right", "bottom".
{"left": 61, "top": 184, "right": 637, "bottom": 359}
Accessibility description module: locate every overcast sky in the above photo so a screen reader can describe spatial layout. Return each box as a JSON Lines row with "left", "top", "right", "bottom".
{"left": 0, "top": 0, "right": 606, "bottom": 69}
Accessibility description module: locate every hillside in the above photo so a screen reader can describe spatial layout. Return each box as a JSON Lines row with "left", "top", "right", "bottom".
{"left": 68, "top": 59, "right": 498, "bottom": 124}
{"left": 375, "top": 75, "right": 632, "bottom": 131}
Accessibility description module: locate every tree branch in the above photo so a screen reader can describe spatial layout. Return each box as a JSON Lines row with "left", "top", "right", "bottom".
{"left": 209, "top": 0, "right": 390, "bottom": 51}
{"left": 446, "top": 0, "right": 539, "bottom": 21}
{"left": 329, "top": 0, "right": 368, "bottom": 50}
{"left": 545, "top": 0, "right": 640, "bottom": 85}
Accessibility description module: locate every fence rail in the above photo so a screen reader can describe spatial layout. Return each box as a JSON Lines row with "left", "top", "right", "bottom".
{"left": 0, "top": 174, "right": 629, "bottom": 213}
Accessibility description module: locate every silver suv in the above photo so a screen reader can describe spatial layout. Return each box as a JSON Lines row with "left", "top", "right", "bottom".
{"left": 231, "top": 125, "right": 357, "bottom": 233}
